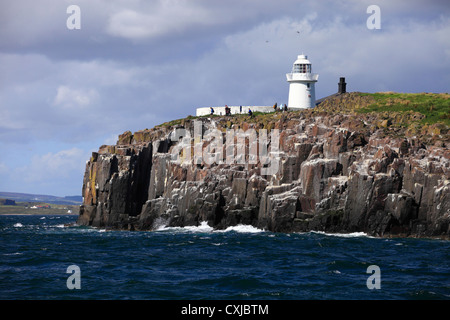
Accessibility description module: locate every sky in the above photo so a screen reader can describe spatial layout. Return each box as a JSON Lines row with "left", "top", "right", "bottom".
{"left": 0, "top": 0, "right": 449, "bottom": 197}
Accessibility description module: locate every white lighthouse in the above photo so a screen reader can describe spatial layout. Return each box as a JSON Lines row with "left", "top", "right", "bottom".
{"left": 286, "top": 54, "right": 319, "bottom": 109}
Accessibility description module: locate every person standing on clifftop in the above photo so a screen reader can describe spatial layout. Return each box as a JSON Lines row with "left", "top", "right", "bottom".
{"left": 210, "top": 107, "right": 214, "bottom": 115}
{"left": 248, "top": 108, "right": 253, "bottom": 117}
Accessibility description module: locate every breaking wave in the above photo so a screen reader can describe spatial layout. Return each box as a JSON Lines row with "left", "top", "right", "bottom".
{"left": 310, "top": 230, "right": 374, "bottom": 238}
{"left": 218, "top": 224, "right": 264, "bottom": 233}
{"left": 156, "top": 221, "right": 264, "bottom": 234}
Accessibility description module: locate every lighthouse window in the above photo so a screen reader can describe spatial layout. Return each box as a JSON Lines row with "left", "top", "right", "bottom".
{"left": 293, "top": 63, "right": 312, "bottom": 73}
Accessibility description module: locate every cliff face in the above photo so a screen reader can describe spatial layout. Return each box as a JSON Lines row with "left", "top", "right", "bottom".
{"left": 77, "top": 93, "right": 450, "bottom": 238}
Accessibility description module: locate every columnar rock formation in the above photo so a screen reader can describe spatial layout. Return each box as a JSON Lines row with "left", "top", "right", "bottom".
{"left": 78, "top": 94, "right": 449, "bottom": 238}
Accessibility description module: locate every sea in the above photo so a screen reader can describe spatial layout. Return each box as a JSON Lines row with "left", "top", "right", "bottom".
{"left": 1, "top": 214, "right": 449, "bottom": 307}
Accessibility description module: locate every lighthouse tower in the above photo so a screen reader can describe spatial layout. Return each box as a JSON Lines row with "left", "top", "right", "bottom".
{"left": 286, "top": 54, "right": 319, "bottom": 109}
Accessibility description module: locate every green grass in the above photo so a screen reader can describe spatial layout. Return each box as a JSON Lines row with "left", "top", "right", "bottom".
{"left": 0, "top": 202, "right": 79, "bottom": 215}
{"left": 357, "top": 92, "right": 450, "bottom": 125}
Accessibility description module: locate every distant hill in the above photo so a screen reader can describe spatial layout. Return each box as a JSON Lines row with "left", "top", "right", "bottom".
{"left": 0, "top": 199, "right": 16, "bottom": 206}
{"left": 0, "top": 192, "right": 82, "bottom": 205}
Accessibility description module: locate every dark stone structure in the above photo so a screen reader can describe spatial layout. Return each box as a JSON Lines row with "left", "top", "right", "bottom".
{"left": 338, "top": 77, "right": 347, "bottom": 94}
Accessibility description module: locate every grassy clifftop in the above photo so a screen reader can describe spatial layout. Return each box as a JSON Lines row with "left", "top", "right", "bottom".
{"left": 127, "top": 92, "right": 448, "bottom": 148}
{"left": 314, "top": 92, "right": 449, "bottom": 125}
{"left": 315, "top": 92, "right": 449, "bottom": 144}
{"left": 357, "top": 92, "right": 450, "bottom": 125}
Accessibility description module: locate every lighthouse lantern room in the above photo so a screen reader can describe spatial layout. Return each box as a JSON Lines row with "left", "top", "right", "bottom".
{"left": 286, "top": 54, "right": 319, "bottom": 109}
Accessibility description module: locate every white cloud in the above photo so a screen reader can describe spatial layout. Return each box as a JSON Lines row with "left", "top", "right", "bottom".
{"left": 19, "top": 148, "right": 89, "bottom": 183}
{"left": 0, "top": 162, "right": 8, "bottom": 175}
{"left": 0, "top": 147, "right": 91, "bottom": 196}
{"left": 104, "top": 0, "right": 303, "bottom": 42}
{"left": 106, "top": 1, "right": 214, "bottom": 40}
{"left": 53, "top": 85, "right": 98, "bottom": 109}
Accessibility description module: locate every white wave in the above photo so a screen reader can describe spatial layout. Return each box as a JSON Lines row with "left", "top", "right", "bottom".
{"left": 13, "top": 223, "right": 23, "bottom": 228}
{"left": 3, "top": 252, "right": 23, "bottom": 256}
{"left": 156, "top": 221, "right": 213, "bottom": 233}
{"left": 310, "top": 230, "right": 374, "bottom": 238}
{"left": 156, "top": 222, "right": 264, "bottom": 234}
{"left": 183, "top": 221, "right": 214, "bottom": 233}
{"left": 55, "top": 224, "right": 66, "bottom": 228}
{"left": 218, "top": 224, "right": 265, "bottom": 233}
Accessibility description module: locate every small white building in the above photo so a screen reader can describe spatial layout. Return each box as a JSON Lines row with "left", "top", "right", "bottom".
{"left": 286, "top": 54, "right": 319, "bottom": 109}
{"left": 196, "top": 105, "right": 275, "bottom": 117}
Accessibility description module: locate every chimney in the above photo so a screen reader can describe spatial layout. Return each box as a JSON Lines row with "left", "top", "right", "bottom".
{"left": 338, "top": 77, "right": 346, "bottom": 94}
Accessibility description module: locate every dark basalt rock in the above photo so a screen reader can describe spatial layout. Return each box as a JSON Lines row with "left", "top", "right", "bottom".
{"left": 77, "top": 105, "right": 450, "bottom": 239}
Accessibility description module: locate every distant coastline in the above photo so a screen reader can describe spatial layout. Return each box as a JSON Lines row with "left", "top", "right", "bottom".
{"left": 0, "top": 191, "right": 82, "bottom": 205}
{"left": 0, "top": 203, "right": 79, "bottom": 216}
{"left": 0, "top": 213, "right": 78, "bottom": 215}
{"left": 0, "top": 191, "right": 81, "bottom": 215}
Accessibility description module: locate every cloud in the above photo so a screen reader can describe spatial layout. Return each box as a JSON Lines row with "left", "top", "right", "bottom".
{"left": 106, "top": 3, "right": 212, "bottom": 40}
{"left": 0, "top": 54, "right": 159, "bottom": 143}
{"left": 104, "top": 0, "right": 295, "bottom": 41}
{"left": 0, "top": 162, "right": 8, "bottom": 175}
{"left": 0, "top": 146, "right": 91, "bottom": 196}
{"left": 2, "top": 147, "right": 90, "bottom": 196}
{"left": 53, "top": 85, "right": 99, "bottom": 109}
{"left": 21, "top": 148, "right": 88, "bottom": 181}
{"left": 1, "top": 0, "right": 449, "bottom": 197}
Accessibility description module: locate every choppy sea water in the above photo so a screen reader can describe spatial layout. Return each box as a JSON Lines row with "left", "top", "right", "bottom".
{"left": 1, "top": 214, "right": 449, "bottom": 300}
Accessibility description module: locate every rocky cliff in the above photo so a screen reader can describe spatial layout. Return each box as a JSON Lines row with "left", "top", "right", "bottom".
{"left": 77, "top": 92, "right": 450, "bottom": 238}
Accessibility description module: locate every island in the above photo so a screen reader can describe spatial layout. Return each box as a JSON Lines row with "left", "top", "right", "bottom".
{"left": 77, "top": 92, "right": 449, "bottom": 239}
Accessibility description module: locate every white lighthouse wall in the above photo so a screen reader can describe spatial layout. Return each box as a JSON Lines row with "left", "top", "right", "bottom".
{"left": 288, "top": 82, "right": 316, "bottom": 109}
{"left": 196, "top": 105, "right": 274, "bottom": 117}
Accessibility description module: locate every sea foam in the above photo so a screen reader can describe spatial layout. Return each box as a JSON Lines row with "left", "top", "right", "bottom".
{"left": 156, "top": 221, "right": 264, "bottom": 234}
{"left": 310, "top": 230, "right": 374, "bottom": 238}
{"left": 218, "top": 224, "right": 264, "bottom": 233}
